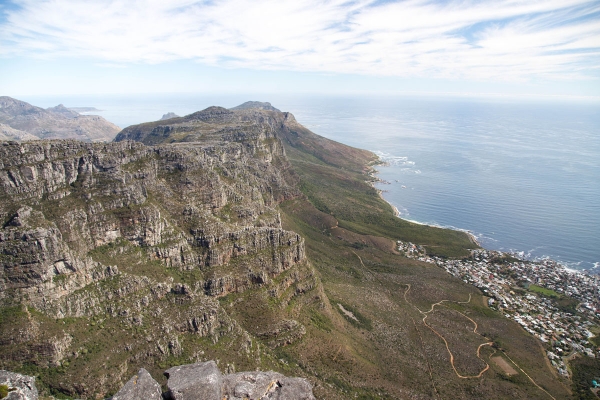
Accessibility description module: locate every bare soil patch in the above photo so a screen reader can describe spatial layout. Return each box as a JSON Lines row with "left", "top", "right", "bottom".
{"left": 337, "top": 303, "right": 359, "bottom": 322}
{"left": 492, "top": 356, "right": 518, "bottom": 376}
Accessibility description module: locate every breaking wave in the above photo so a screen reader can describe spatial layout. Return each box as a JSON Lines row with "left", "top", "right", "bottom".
{"left": 373, "top": 151, "right": 420, "bottom": 174}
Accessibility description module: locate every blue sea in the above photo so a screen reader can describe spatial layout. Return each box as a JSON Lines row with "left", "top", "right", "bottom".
{"left": 25, "top": 93, "right": 600, "bottom": 272}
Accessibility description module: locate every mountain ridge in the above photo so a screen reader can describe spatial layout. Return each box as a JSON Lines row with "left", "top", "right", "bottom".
{"left": 0, "top": 100, "right": 572, "bottom": 399}
{"left": 0, "top": 96, "right": 120, "bottom": 142}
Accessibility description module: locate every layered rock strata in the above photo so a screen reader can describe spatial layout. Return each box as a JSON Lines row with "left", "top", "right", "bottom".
{"left": 0, "top": 111, "right": 319, "bottom": 397}
{"left": 0, "top": 133, "right": 302, "bottom": 314}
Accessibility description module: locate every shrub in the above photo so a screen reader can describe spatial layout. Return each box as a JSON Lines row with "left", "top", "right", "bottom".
{"left": 0, "top": 385, "right": 10, "bottom": 399}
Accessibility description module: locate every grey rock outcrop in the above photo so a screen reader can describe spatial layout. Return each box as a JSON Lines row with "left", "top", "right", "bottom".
{"left": 222, "top": 371, "right": 315, "bottom": 400}
{"left": 162, "top": 361, "right": 315, "bottom": 400}
{"left": 0, "top": 370, "right": 38, "bottom": 400}
{"left": 161, "top": 112, "right": 180, "bottom": 120}
{"left": 111, "top": 368, "right": 162, "bottom": 400}
{"left": 164, "top": 361, "right": 222, "bottom": 400}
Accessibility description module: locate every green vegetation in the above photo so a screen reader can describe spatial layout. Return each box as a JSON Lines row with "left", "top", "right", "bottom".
{"left": 0, "top": 306, "right": 27, "bottom": 325}
{"left": 309, "top": 309, "right": 333, "bottom": 332}
{"left": 528, "top": 285, "right": 579, "bottom": 314}
{"left": 570, "top": 356, "right": 600, "bottom": 399}
{"left": 529, "top": 284, "right": 560, "bottom": 297}
{"left": 280, "top": 125, "right": 475, "bottom": 259}
{"left": 0, "top": 384, "right": 9, "bottom": 399}
{"left": 52, "top": 274, "right": 68, "bottom": 284}
{"left": 554, "top": 296, "right": 579, "bottom": 314}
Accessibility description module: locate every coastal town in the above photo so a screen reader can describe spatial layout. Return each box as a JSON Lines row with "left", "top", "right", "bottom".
{"left": 397, "top": 240, "right": 600, "bottom": 376}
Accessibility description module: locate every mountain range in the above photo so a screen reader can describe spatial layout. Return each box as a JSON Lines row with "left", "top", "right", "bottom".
{"left": 0, "top": 98, "right": 573, "bottom": 399}
{"left": 0, "top": 96, "right": 120, "bottom": 142}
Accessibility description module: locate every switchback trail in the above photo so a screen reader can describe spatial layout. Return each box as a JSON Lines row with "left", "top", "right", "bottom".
{"left": 350, "top": 251, "right": 556, "bottom": 399}
{"left": 403, "top": 284, "right": 557, "bottom": 400}
{"left": 351, "top": 251, "right": 441, "bottom": 399}
{"left": 404, "top": 284, "right": 492, "bottom": 379}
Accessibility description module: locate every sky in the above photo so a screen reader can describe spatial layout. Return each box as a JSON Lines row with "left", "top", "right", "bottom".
{"left": 0, "top": 0, "right": 599, "bottom": 99}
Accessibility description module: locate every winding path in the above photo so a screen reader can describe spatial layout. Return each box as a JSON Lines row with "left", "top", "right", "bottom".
{"left": 404, "top": 285, "right": 493, "bottom": 379}
{"left": 350, "top": 252, "right": 556, "bottom": 399}
{"left": 403, "top": 284, "right": 557, "bottom": 399}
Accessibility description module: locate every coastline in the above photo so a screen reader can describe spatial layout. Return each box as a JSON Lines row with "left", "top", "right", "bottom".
{"left": 368, "top": 157, "right": 593, "bottom": 275}
{"left": 368, "top": 162, "right": 483, "bottom": 249}
{"left": 366, "top": 157, "right": 600, "bottom": 374}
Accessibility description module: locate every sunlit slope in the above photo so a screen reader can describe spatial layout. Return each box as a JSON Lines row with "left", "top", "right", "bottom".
{"left": 275, "top": 109, "right": 571, "bottom": 399}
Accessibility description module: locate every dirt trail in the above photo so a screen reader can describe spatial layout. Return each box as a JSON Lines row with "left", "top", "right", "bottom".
{"left": 404, "top": 285, "right": 492, "bottom": 379}
{"left": 349, "top": 249, "right": 556, "bottom": 398}
{"left": 502, "top": 351, "right": 557, "bottom": 400}
{"left": 403, "top": 284, "right": 557, "bottom": 399}
{"left": 351, "top": 252, "right": 440, "bottom": 398}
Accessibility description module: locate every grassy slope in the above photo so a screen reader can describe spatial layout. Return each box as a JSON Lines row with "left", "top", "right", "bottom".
{"left": 280, "top": 117, "right": 476, "bottom": 258}
{"left": 275, "top": 122, "right": 572, "bottom": 399}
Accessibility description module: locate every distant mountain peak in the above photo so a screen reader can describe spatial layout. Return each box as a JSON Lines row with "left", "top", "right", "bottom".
{"left": 160, "top": 112, "right": 180, "bottom": 120}
{"left": 0, "top": 96, "right": 43, "bottom": 115}
{"left": 47, "top": 104, "right": 80, "bottom": 118}
{"left": 230, "top": 101, "right": 280, "bottom": 112}
{"left": 0, "top": 96, "right": 120, "bottom": 142}
{"left": 185, "top": 106, "right": 235, "bottom": 123}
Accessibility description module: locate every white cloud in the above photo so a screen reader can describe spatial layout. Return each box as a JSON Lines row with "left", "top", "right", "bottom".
{"left": 0, "top": 0, "right": 598, "bottom": 82}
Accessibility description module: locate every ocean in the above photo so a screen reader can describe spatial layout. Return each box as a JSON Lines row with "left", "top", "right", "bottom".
{"left": 24, "top": 93, "right": 600, "bottom": 272}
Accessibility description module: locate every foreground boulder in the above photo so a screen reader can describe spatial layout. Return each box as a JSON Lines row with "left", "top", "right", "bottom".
{"left": 223, "top": 370, "right": 315, "bottom": 400}
{"left": 113, "top": 361, "right": 316, "bottom": 400}
{"left": 163, "top": 361, "right": 316, "bottom": 400}
{"left": 111, "top": 368, "right": 162, "bottom": 400}
{"left": 164, "top": 361, "right": 223, "bottom": 400}
{"left": 1, "top": 362, "right": 315, "bottom": 400}
{"left": 0, "top": 371, "right": 38, "bottom": 400}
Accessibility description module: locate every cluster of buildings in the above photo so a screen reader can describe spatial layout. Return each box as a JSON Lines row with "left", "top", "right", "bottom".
{"left": 397, "top": 241, "right": 600, "bottom": 376}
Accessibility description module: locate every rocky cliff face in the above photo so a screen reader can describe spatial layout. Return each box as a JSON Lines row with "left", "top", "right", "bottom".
{"left": 0, "top": 97, "right": 121, "bottom": 142}
{"left": 0, "top": 132, "right": 301, "bottom": 304}
{"left": 114, "top": 105, "right": 296, "bottom": 148}
{"left": 0, "top": 114, "right": 320, "bottom": 398}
